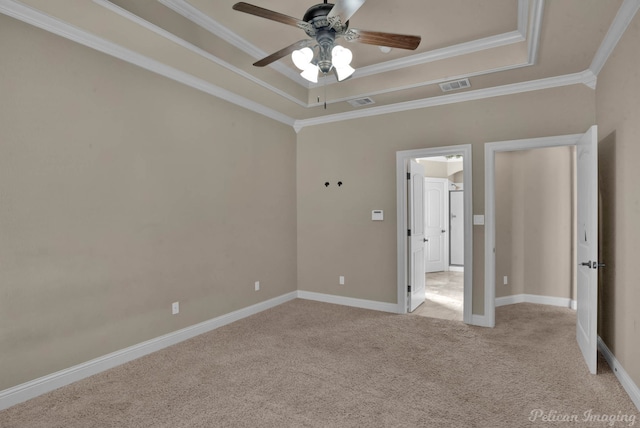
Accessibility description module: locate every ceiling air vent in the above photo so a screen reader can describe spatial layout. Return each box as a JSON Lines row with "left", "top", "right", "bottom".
{"left": 439, "top": 78, "right": 471, "bottom": 93}
{"left": 347, "top": 97, "right": 375, "bottom": 107}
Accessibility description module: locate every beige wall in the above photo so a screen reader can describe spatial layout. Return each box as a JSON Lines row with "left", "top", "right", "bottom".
{"left": 297, "top": 85, "right": 596, "bottom": 312}
{"left": 417, "top": 159, "right": 449, "bottom": 178}
{"left": 417, "top": 159, "right": 464, "bottom": 184}
{"left": 0, "top": 16, "right": 297, "bottom": 390}
{"left": 596, "top": 12, "right": 640, "bottom": 391}
{"left": 495, "top": 148, "right": 576, "bottom": 300}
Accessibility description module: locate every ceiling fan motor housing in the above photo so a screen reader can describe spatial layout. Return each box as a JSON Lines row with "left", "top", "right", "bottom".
{"left": 302, "top": 3, "right": 349, "bottom": 37}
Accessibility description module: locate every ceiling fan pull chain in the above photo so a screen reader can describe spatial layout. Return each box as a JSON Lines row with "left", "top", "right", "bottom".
{"left": 324, "top": 75, "right": 327, "bottom": 109}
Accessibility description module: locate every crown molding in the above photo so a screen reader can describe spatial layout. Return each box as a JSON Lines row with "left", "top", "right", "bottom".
{"left": 0, "top": 0, "right": 295, "bottom": 127}
{"left": 293, "top": 70, "right": 598, "bottom": 131}
{"left": 589, "top": 0, "right": 640, "bottom": 76}
{"left": 321, "top": 31, "right": 525, "bottom": 84}
{"left": 93, "top": 0, "right": 307, "bottom": 108}
{"left": 517, "top": 0, "right": 529, "bottom": 35}
{"left": 158, "top": 0, "right": 309, "bottom": 87}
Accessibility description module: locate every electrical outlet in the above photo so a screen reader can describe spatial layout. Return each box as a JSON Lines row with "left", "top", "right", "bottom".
{"left": 172, "top": 301, "right": 179, "bottom": 315}
{"left": 503, "top": 276, "right": 508, "bottom": 285}
{"left": 339, "top": 276, "right": 345, "bottom": 285}
{"left": 255, "top": 281, "right": 260, "bottom": 291}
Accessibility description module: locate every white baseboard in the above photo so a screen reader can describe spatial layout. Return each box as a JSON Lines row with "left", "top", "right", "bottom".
{"left": 598, "top": 337, "right": 640, "bottom": 411}
{"left": 0, "top": 291, "right": 297, "bottom": 411}
{"left": 495, "top": 293, "right": 576, "bottom": 310}
{"left": 448, "top": 266, "right": 464, "bottom": 272}
{"left": 296, "top": 290, "right": 399, "bottom": 313}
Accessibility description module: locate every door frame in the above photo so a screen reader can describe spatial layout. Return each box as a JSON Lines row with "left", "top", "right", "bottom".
{"left": 396, "top": 144, "right": 473, "bottom": 323}
{"left": 449, "top": 190, "right": 465, "bottom": 267}
{"left": 484, "top": 132, "right": 585, "bottom": 328}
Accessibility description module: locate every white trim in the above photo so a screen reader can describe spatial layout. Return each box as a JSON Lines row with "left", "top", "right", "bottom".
{"left": 396, "top": 145, "right": 473, "bottom": 324}
{"left": 589, "top": 0, "right": 640, "bottom": 76}
{"left": 93, "top": 0, "right": 307, "bottom": 107}
{"left": 0, "top": 0, "right": 296, "bottom": 128}
{"left": 598, "top": 337, "right": 640, "bottom": 411}
{"left": 294, "top": 71, "right": 596, "bottom": 130}
{"left": 0, "top": 291, "right": 297, "bottom": 411}
{"left": 526, "top": 0, "right": 545, "bottom": 65}
{"left": 296, "top": 291, "right": 398, "bottom": 313}
{"left": 495, "top": 294, "right": 576, "bottom": 309}
{"left": 332, "top": 31, "right": 525, "bottom": 82}
{"left": 470, "top": 314, "right": 493, "bottom": 328}
{"left": 449, "top": 266, "right": 464, "bottom": 272}
{"left": 484, "top": 132, "right": 585, "bottom": 328}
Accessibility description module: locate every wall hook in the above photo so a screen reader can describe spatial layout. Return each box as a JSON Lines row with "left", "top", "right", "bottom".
{"left": 324, "top": 182, "right": 330, "bottom": 187}
{"left": 337, "top": 181, "right": 343, "bottom": 187}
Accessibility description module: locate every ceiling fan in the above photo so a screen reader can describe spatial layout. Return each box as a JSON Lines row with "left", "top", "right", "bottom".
{"left": 232, "top": 0, "right": 421, "bottom": 82}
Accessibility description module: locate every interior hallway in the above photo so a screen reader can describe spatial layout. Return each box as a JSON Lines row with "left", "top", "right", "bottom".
{"left": 412, "top": 271, "right": 464, "bottom": 321}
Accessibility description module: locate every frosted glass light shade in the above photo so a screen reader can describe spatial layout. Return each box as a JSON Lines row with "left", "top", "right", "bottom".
{"left": 331, "top": 45, "right": 353, "bottom": 67}
{"left": 292, "top": 47, "right": 314, "bottom": 70}
{"left": 334, "top": 64, "right": 355, "bottom": 81}
{"left": 300, "top": 63, "right": 319, "bottom": 83}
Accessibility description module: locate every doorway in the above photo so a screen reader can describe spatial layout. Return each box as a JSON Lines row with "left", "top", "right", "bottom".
{"left": 416, "top": 156, "right": 465, "bottom": 321}
{"left": 484, "top": 127, "right": 599, "bottom": 373}
{"left": 396, "top": 144, "right": 473, "bottom": 324}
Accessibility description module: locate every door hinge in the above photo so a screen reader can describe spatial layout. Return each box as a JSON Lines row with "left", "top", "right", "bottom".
{"left": 407, "top": 285, "right": 411, "bottom": 293}
{"left": 407, "top": 172, "right": 411, "bottom": 180}
{"left": 408, "top": 229, "right": 411, "bottom": 237}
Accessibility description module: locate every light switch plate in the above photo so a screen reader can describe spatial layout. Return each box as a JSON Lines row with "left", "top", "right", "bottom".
{"left": 473, "top": 215, "right": 485, "bottom": 225}
{"left": 372, "top": 210, "right": 384, "bottom": 221}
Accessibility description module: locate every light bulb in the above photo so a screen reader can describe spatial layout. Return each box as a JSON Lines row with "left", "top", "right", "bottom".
{"left": 292, "top": 47, "right": 313, "bottom": 70}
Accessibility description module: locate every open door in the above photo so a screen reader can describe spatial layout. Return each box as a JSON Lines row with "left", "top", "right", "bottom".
{"left": 424, "top": 178, "right": 447, "bottom": 273}
{"left": 576, "top": 125, "right": 599, "bottom": 374}
{"left": 408, "top": 160, "right": 426, "bottom": 312}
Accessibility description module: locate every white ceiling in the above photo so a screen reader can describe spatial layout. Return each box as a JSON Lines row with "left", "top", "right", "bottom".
{"left": 1, "top": 0, "right": 633, "bottom": 130}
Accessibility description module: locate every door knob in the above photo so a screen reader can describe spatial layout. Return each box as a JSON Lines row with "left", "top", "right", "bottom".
{"left": 423, "top": 238, "right": 428, "bottom": 242}
{"left": 580, "top": 261, "right": 592, "bottom": 268}
{"left": 441, "top": 229, "right": 446, "bottom": 233}
{"left": 594, "top": 262, "right": 606, "bottom": 269}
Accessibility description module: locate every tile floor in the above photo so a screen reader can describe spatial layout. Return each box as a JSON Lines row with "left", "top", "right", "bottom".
{"left": 412, "top": 271, "right": 464, "bottom": 321}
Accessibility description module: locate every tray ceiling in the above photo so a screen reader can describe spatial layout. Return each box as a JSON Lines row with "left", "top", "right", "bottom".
{"left": 0, "top": 0, "right": 630, "bottom": 130}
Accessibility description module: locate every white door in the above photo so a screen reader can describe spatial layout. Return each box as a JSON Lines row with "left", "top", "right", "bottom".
{"left": 576, "top": 125, "right": 599, "bottom": 374}
{"left": 425, "top": 178, "right": 447, "bottom": 272}
{"left": 450, "top": 191, "right": 464, "bottom": 266}
{"left": 408, "top": 161, "right": 426, "bottom": 312}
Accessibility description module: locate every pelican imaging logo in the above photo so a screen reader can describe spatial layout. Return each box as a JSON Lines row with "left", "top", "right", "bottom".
{"left": 529, "top": 409, "right": 636, "bottom": 426}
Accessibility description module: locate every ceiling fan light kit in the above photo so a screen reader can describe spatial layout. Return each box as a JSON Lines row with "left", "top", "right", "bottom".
{"left": 233, "top": 0, "right": 421, "bottom": 85}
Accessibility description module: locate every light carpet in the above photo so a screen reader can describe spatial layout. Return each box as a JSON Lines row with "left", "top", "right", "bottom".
{"left": 0, "top": 300, "right": 637, "bottom": 427}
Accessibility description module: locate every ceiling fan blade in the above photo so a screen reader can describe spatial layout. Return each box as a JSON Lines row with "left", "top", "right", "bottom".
{"left": 232, "top": 2, "right": 305, "bottom": 28}
{"left": 344, "top": 29, "right": 421, "bottom": 50}
{"left": 327, "top": 0, "right": 366, "bottom": 25}
{"left": 253, "top": 40, "right": 313, "bottom": 67}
